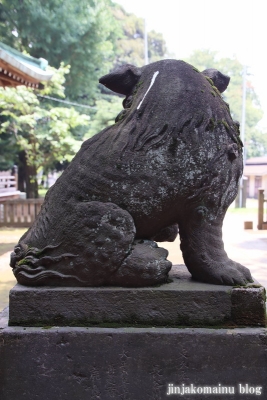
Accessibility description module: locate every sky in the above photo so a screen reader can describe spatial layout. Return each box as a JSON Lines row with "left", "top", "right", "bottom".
{"left": 115, "top": 0, "right": 267, "bottom": 128}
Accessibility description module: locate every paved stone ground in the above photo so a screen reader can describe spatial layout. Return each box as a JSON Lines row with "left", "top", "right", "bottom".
{"left": 0, "top": 228, "right": 25, "bottom": 311}
{"left": 0, "top": 200, "right": 266, "bottom": 311}
{"left": 223, "top": 210, "right": 267, "bottom": 289}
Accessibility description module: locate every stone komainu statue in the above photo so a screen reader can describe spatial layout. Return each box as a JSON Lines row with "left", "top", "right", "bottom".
{"left": 10, "top": 59, "right": 252, "bottom": 287}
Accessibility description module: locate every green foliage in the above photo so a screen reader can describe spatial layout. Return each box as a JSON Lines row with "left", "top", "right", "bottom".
{"left": 111, "top": 4, "right": 169, "bottom": 68}
{"left": 0, "top": 0, "right": 120, "bottom": 100}
{"left": 0, "top": 0, "right": 171, "bottom": 139}
{"left": 41, "top": 63, "right": 70, "bottom": 99}
{"left": 0, "top": 129, "right": 17, "bottom": 170}
{"left": 185, "top": 50, "right": 266, "bottom": 158}
{"left": 148, "top": 30, "right": 169, "bottom": 63}
{"left": 0, "top": 65, "right": 90, "bottom": 195}
{"left": 84, "top": 96, "right": 123, "bottom": 139}
{"left": 0, "top": 0, "right": 172, "bottom": 178}
{"left": 84, "top": 3, "right": 170, "bottom": 139}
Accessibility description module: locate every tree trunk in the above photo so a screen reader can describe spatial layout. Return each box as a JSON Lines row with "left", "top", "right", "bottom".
{"left": 18, "top": 151, "right": 26, "bottom": 193}
{"left": 18, "top": 150, "right": 38, "bottom": 198}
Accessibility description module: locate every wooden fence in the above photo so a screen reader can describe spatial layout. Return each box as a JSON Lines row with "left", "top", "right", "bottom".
{"left": 0, "top": 175, "right": 17, "bottom": 192}
{"left": 0, "top": 199, "right": 43, "bottom": 227}
{"left": 258, "top": 189, "right": 267, "bottom": 229}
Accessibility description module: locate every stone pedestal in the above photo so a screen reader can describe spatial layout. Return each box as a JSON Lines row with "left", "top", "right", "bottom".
{"left": 1, "top": 265, "right": 266, "bottom": 400}
{"left": 8, "top": 265, "right": 266, "bottom": 327}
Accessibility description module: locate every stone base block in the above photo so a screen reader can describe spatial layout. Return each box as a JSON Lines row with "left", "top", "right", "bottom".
{"left": 9, "top": 265, "right": 266, "bottom": 327}
{"left": 1, "top": 308, "right": 267, "bottom": 400}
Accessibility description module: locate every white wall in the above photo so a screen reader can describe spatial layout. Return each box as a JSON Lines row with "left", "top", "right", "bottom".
{"left": 248, "top": 175, "right": 255, "bottom": 198}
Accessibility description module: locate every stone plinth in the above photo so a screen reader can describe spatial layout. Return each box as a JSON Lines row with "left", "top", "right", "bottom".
{"left": 8, "top": 265, "right": 266, "bottom": 327}
{"left": 1, "top": 308, "right": 267, "bottom": 400}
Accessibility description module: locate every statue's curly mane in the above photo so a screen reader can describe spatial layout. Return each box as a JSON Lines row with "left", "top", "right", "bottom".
{"left": 90, "top": 60, "right": 241, "bottom": 156}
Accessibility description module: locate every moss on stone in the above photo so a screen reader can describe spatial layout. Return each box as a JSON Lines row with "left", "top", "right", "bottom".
{"left": 18, "top": 258, "right": 30, "bottom": 266}
{"left": 132, "top": 80, "right": 143, "bottom": 96}
{"left": 205, "top": 76, "right": 214, "bottom": 86}
{"left": 221, "top": 120, "right": 230, "bottom": 131}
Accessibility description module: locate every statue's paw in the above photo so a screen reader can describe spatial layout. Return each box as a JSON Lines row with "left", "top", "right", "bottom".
{"left": 152, "top": 223, "right": 179, "bottom": 242}
{"left": 218, "top": 261, "right": 253, "bottom": 286}
{"left": 111, "top": 240, "right": 172, "bottom": 287}
{"left": 191, "top": 260, "right": 253, "bottom": 286}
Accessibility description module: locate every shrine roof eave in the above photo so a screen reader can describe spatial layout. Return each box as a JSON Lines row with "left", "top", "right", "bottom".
{"left": 0, "top": 42, "right": 53, "bottom": 87}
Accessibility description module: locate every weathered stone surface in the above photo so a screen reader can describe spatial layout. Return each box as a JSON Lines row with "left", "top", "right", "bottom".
{"left": 10, "top": 59, "right": 253, "bottom": 287}
{"left": 231, "top": 286, "right": 266, "bottom": 326}
{"left": 8, "top": 265, "right": 266, "bottom": 327}
{"left": 1, "top": 308, "right": 267, "bottom": 400}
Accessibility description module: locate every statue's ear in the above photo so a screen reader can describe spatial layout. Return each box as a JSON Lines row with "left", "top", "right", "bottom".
{"left": 99, "top": 64, "right": 142, "bottom": 95}
{"left": 202, "top": 68, "right": 230, "bottom": 93}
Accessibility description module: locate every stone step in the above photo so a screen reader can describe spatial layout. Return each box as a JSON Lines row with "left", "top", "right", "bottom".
{"left": 1, "top": 307, "right": 267, "bottom": 400}
{"left": 8, "top": 265, "right": 266, "bottom": 327}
